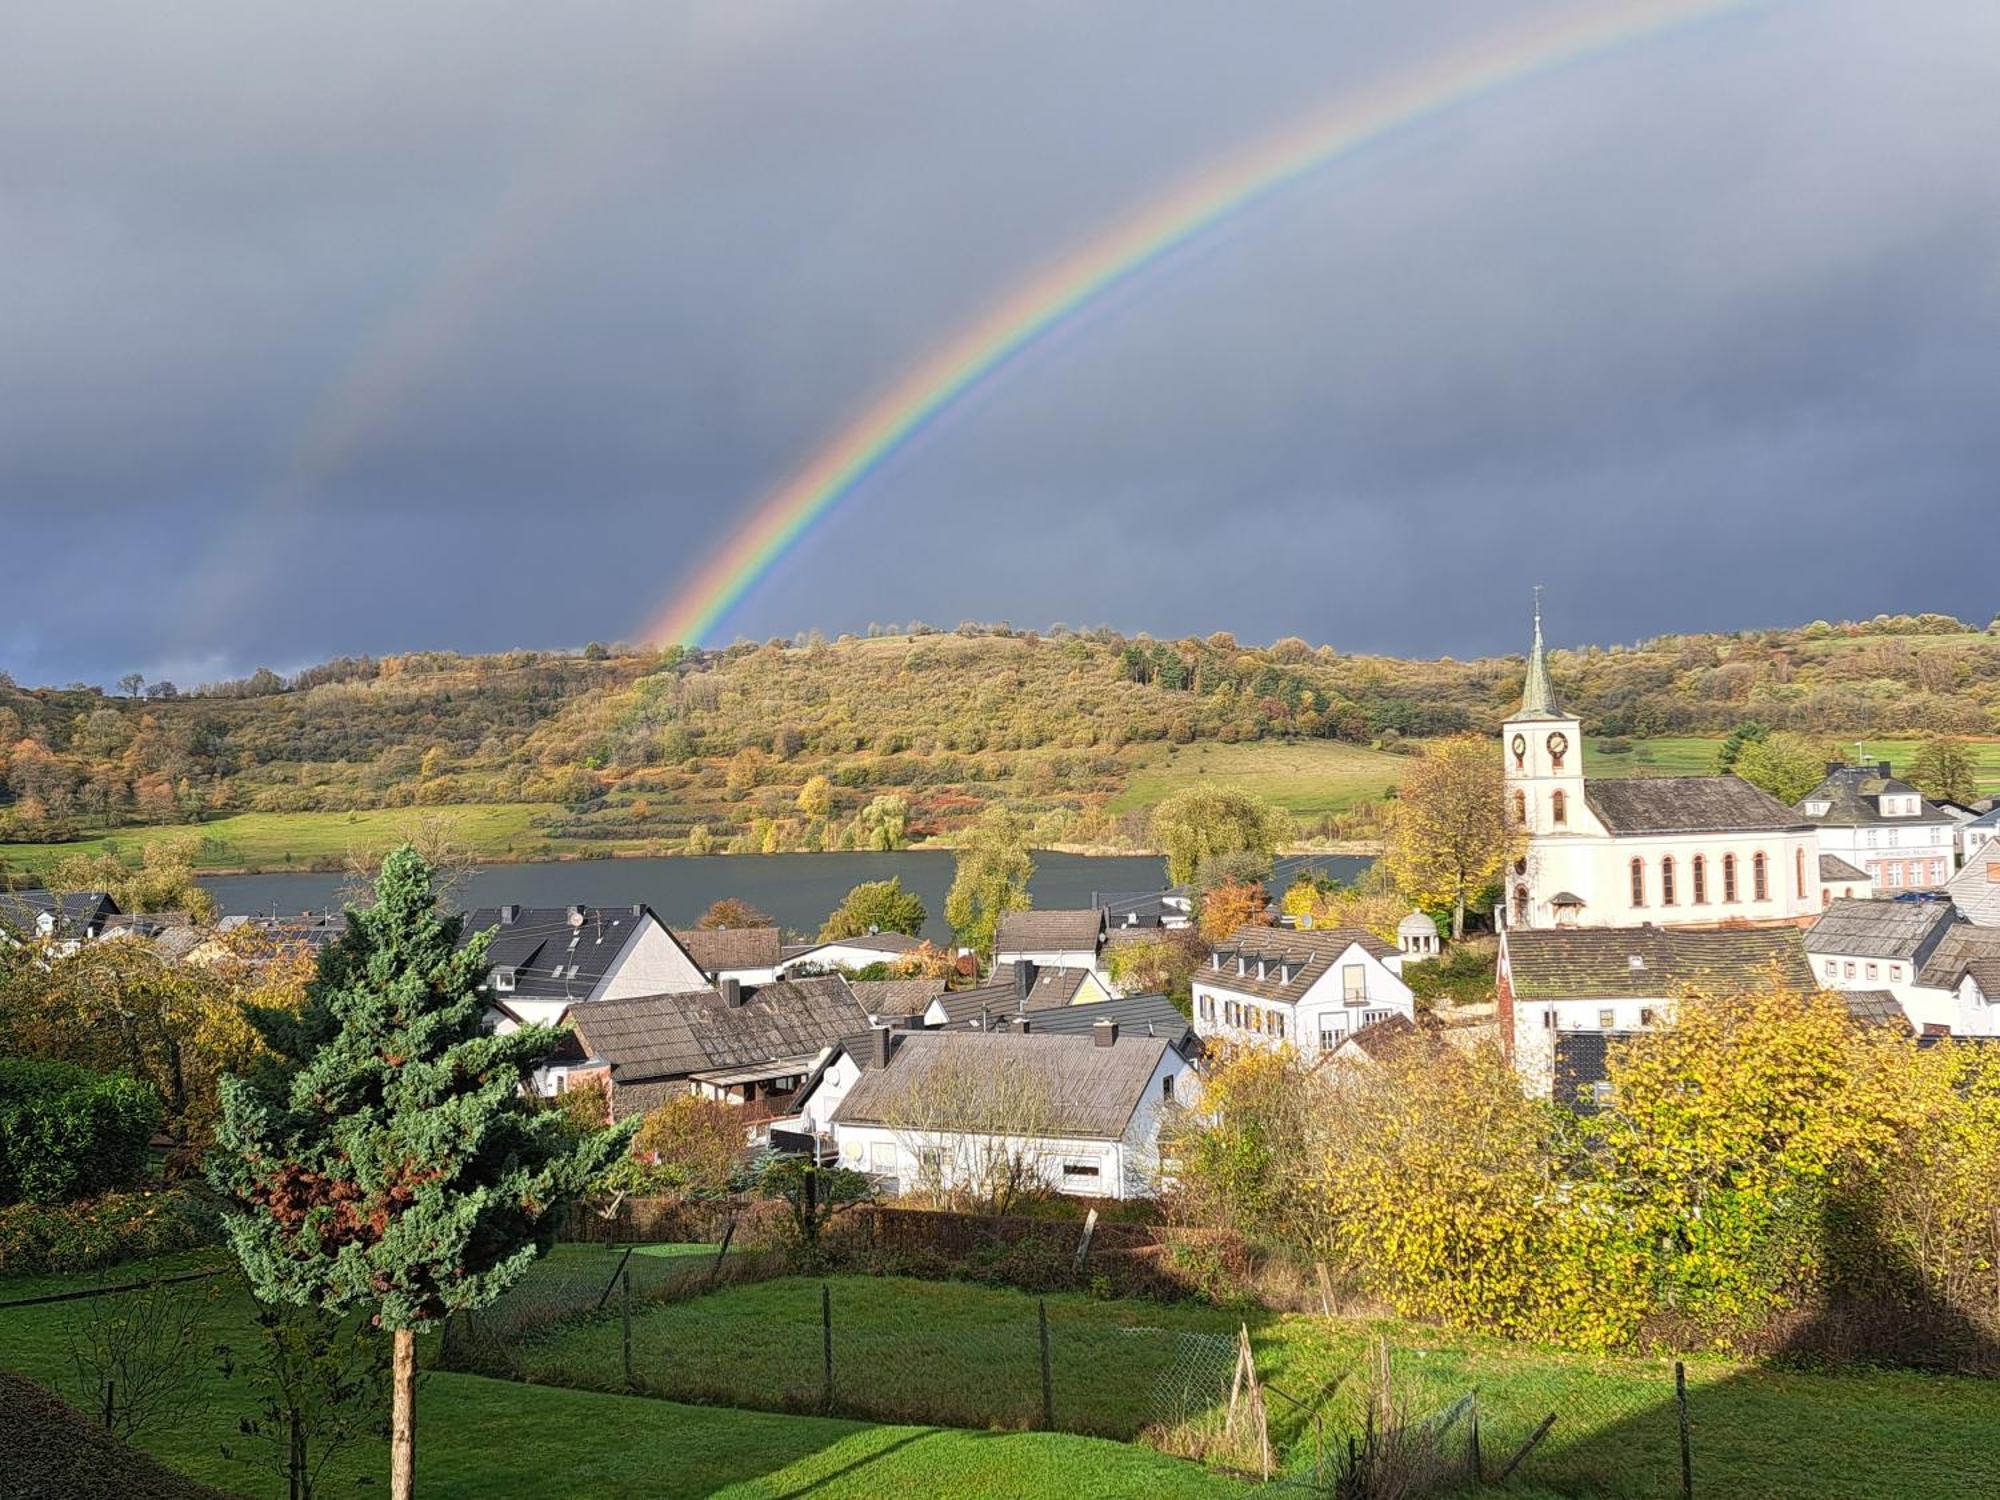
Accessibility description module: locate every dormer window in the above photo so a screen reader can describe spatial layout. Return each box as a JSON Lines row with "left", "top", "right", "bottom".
{"left": 1804, "top": 800, "right": 1830, "bottom": 817}
{"left": 493, "top": 967, "right": 516, "bottom": 992}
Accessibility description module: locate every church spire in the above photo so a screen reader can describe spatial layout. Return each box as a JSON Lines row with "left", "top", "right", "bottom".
{"left": 1519, "top": 587, "right": 1559, "bottom": 719}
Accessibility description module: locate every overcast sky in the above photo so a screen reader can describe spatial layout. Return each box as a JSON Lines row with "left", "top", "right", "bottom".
{"left": 5, "top": 0, "right": 1998, "bottom": 688}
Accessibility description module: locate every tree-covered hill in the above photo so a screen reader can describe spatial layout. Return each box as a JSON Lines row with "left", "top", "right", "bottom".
{"left": 2, "top": 612, "right": 1995, "bottom": 865}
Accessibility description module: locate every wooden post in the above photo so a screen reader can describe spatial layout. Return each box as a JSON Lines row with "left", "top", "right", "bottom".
{"left": 621, "top": 1265, "right": 635, "bottom": 1391}
{"left": 821, "top": 1282, "right": 834, "bottom": 1413}
{"left": 101, "top": 1380, "right": 114, "bottom": 1431}
{"left": 1314, "top": 1261, "right": 1335, "bottom": 1317}
{"left": 1073, "top": 1208, "right": 1098, "bottom": 1273}
{"left": 1496, "top": 1413, "right": 1557, "bottom": 1482}
{"left": 1037, "top": 1300, "right": 1054, "bottom": 1430}
{"left": 1468, "top": 1389, "right": 1481, "bottom": 1483}
{"left": 1676, "top": 1361, "right": 1693, "bottom": 1500}
{"left": 390, "top": 1327, "right": 416, "bottom": 1500}
{"left": 710, "top": 1218, "right": 739, "bottom": 1286}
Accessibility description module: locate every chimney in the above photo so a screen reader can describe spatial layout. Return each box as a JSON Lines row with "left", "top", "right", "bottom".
{"left": 720, "top": 977, "right": 743, "bottom": 1008}
{"left": 500, "top": 904, "right": 521, "bottom": 925}
{"left": 1093, "top": 1018, "right": 1119, "bottom": 1048}
{"left": 630, "top": 904, "right": 645, "bottom": 918}
{"left": 1015, "top": 1018, "right": 1031, "bottom": 1034}
{"left": 871, "top": 1027, "right": 892, "bottom": 1068}
{"left": 1877, "top": 761, "right": 1892, "bottom": 778}
{"left": 1013, "top": 959, "right": 1036, "bottom": 1001}
{"left": 900, "top": 1013, "right": 926, "bottom": 1030}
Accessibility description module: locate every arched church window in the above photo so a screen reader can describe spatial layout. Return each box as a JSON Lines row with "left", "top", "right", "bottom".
{"left": 1629, "top": 858, "right": 1646, "bottom": 908}
{"left": 1661, "top": 856, "right": 1676, "bottom": 906}
{"left": 1514, "top": 790, "right": 1527, "bottom": 827}
{"left": 1551, "top": 789, "right": 1567, "bottom": 826}
{"left": 1513, "top": 885, "right": 1529, "bottom": 924}
{"left": 1723, "top": 853, "right": 1738, "bottom": 903}
{"left": 1753, "top": 851, "right": 1769, "bottom": 902}
{"left": 1692, "top": 855, "right": 1708, "bottom": 905}
{"left": 1795, "top": 847, "right": 1806, "bottom": 899}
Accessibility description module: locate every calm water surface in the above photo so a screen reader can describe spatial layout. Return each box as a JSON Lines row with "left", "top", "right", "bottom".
{"left": 199, "top": 851, "right": 1373, "bottom": 942}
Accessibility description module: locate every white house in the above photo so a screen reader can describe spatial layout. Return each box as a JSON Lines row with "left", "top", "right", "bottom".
{"left": 465, "top": 904, "right": 712, "bottom": 1029}
{"left": 1796, "top": 764, "right": 1957, "bottom": 893}
{"left": 992, "top": 909, "right": 1108, "bottom": 979}
{"left": 821, "top": 1024, "right": 1189, "bottom": 1201}
{"left": 1958, "top": 806, "right": 2000, "bottom": 869}
{"left": 1502, "top": 604, "right": 1825, "bottom": 931}
{"left": 669, "top": 924, "right": 784, "bottom": 985}
{"left": 1806, "top": 897, "right": 2000, "bottom": 1037}
{"left": 1189, "top": 923, "right": 1414, "bottom": 1056}
{"left": 1498, "top": 923, "right": 1819, "bottom": 1099}
{"left": 775, "top": 931, "right": 925, "bottom": 977}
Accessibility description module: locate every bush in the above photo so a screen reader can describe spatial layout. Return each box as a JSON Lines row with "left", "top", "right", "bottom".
{"left": 0, "top": 1058, "right": 162, "bottom": 1205}
{"left": 0, "top": 1185, "right": 220, "bottom": 1276}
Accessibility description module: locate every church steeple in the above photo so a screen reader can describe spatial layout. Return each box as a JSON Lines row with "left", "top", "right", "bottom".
{"left": 1518, "top": 588, "right": 1560, "bottom": 721}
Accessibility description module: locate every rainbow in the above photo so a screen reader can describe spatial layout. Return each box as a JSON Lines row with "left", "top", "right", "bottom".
{"left": 647, "top": 0, "right": 1766, "bottom": 647}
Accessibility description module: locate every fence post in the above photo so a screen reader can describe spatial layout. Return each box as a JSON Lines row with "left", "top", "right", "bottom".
{"left": 1468, "top": 1388, "right": 1481, "bottom": 1483}
{"left": 1676, "top": 1361, "right": 1693, "bottom": 1500}
{"left": 621, "top": 1265, "right": 634, "bottom": 1392}
{"left": 821, "top": 1282, "right": 834, "bottom": 1413}
{"left": 102, "top": 1380, "right": 114, "bottom": 1432}
{"left": 710, "top": 1218, "right": 739, "bottom": 1287}
{"left": 1037, "top": 1299, "right": 1054, "bottom": 1430}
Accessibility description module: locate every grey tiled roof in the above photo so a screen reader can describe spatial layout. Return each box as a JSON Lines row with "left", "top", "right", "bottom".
{"left": 1196, "top": 924, "right": 1398, "bottom": 1004}
{"left": 1837, "top": 990, "right": 1911, "bottom": 1029}
{"left": 1505, "top": 925, "right": 1813, "bottom": 1001}
{"left": 993, "top": 909, "right": 1106, "bottom": 954}
{"left": 670, "top": 925, "right": 783, "bottom": 974}
{"left": 567, "top": 976, "right": 868, "bottom": 1085}
{"left": 975, "top": 992, "right": 1199, "bottom": 1056}
{"left": 1818, "top": 853, "right": 1870, "bottom": 882}
{"left": 830, "top": 1029, "right": 1170, "bottom": 1140}
{"left": 1915, "top": 924, "right": 2000, "bottom": 991}
{"left": 1583, "top": 776, "right": 1807, "bottom": 835}
{"left": 1798, "top": 765, "right": 1955, "bottom": 829}
{"left": 849, "top": 978, "right": 950, "bottom": 1017}
{"left": 1806, "top": 898, "right": 1958, "bottom": 962}
{"left": 786, "top": 932, "right": 923, "bottom": 959}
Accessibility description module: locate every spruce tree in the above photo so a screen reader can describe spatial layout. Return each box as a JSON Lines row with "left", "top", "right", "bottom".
{"left": 212, "top": 847, "right": 631, "bottom": 1499}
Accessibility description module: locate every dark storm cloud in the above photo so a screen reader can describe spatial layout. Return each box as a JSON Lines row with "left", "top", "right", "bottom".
{"left": 3, "top": 0, "right": 1996, "bottom": 686}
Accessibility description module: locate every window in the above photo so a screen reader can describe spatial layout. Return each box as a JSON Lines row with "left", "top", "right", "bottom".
{"left": 1161, "top": 1074, "right": 1175, "bottom": 1101}
{"left": 1844, "top": 962, "right": 1855, "bottom": 979}
{"left": 1343, "top": 964, "right": 1366, "bottom": 1003}
{"left": 1639, "top": 1007, "right": 1658, "bottom": 1027}
{"left": 1061, "top": 1161, "right": 1102, "bottom": 1180}
{"left": 869, "top": 1142, "right": 896, "bottom": 1172}
{"left": 1796, "top": 847, "right": 1807, "bottom": 899}
{"left": 1661, "top": 856, "right": 1677, "bottom": 906}
{"left": 1753, "top": 852, "right": 1769, "bottom": 902}
{"left": 1823, "top": 960, "right": 1837, "bottom": 979}
{"left": 1514, "top": 789, "right": 1528, "bottom": 826}
{"left": 1630, "top": 858, "right": 1646, "bottom": 908}
{"left": 1590, "top": 1080, "right": 1615, "bottom": 1107}
{"left": 1551, "top": 789, "right": 1567, "bottom": 826}
{"left": 1692, "top": 855, "right": 1708, "bottom": 904}
{"left": 1866, "top": 962, "right": 1879, "bottom": 980}
{"left": 1597, "top": 1008, "right": 1616, "bottom": 1029}
{"left": 1886, "top": 864, "right": 1902, "bottom": 889}
{"left": 1723, "top": 854, "right": 1738, "bottom": 903}
{"left": 1362, "top": 1008, "right": 1392, "bottom": 1026}
{"left": 1319, "top": 1029, "right": 1340, "bottom": 1053}
{"left": 1889, "top": 965, "right": 1902, "bottom": 982}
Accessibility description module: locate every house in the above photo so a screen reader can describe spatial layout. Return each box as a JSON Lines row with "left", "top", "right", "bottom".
{"left": 1099, "top": 887, "right": 1194, "bottom": 933}
{"left": 1958, "top": 805, "right": 2000, "bottom": 868}
{"left": 0, "top": 890, "right": 121, "bottom": 945}
{"left": 821, "top": 1024, "right": 1190, "bottom": 1201}
{"left": 1498, "top": 923, "right": 1816, "bottom": 1098}
{"left": 920, "top": 961, "right": 1111, "bottom": 1027}
{"left": 992, "top": 908, "right": 1108, "bottom": 977}
{"left": 1945, "top": 848, "right": 2000, "bottom": 927}
{"left": 1797, "top": 763, "right": 1958, "bottom": 893}
{"left": 463, "top": 904, "right": 711, "bottom": 1028}
{"left": 1503, "top": 602, "right": 1825, "bottom": 931}
{"left": 775, "top": 932, "right": 924, "bottom": 977}
{"left": 1803, "top": 897, "right": 2000, "bottom": 1037}
{"left": 1326, "top": 1013, "right": 1422, "bottom": 1068}
{"left": 670, "top": 924, "right": 783, "bottom": 985}
{"left": 847, "top": 977, "right": 952, "bottom": 1023}
{"left": 555, "top": 975, "right": 872, "bottom": 1118}
{"left": 956, "top": 990, "right": 1202, "bottom": 1060}
{"left": 1189, "top": 923, "right": 1414, "bottom": 1056}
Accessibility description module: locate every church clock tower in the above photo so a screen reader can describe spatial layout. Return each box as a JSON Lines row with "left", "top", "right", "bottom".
{"left": 1501, "top": 593, "right": 1585, "bottom": 927}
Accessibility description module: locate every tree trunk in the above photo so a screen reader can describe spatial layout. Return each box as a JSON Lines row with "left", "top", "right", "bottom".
{"left": 391, "top": 1327, "right": 415, "bottom": 1500}
{"left": 1452, "top": 894, "right": 1466, "bottom": 942}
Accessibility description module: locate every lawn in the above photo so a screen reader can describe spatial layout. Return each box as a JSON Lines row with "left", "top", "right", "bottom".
{"left": 0, "top": 1253, "right": 1247, "bottom": 1500}
{"left": 1586, "top": 736, "right": 2000, "bottom": 794}
{"left": 1111, "top": 740, "right": 1408, "bottom": 818}
{"left": 0, "top": 803, "right": 567, "bottom": 877}
{"left": 505, "top": 1272, "right": 2000, "bottom": 1500}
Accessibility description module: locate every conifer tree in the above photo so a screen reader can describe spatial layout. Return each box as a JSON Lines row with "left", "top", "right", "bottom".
{"left": 212, "top": 846, "right": 631, "bottom": 1499}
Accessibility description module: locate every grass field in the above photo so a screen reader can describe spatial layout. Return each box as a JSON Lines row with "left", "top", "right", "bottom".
{"left": 1586, "top": 736, "right": 2000, "bottom": 794}
{"left": 507, "top": 1272, "right": 2000, "bottom": 1500}
{"left": 1111, "top": 740, "right": 1407, "bottom": 817}
{"left": 0, "top": 803, "right": 573, "bottom": 877}
{"left": 0, "top": 1253, "right": 1247, "bottom": 1500}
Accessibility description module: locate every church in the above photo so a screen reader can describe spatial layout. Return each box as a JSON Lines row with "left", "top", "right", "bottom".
{"left": 1501, "top": 606, "right": 1824, "bottom": 931}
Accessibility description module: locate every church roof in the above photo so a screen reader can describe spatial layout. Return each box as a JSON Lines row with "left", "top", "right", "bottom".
{"left": 1582, "top": 776, "right": 1809, "bottom": 835}
{"left": 1515, "top": 600, "right": 1562, "bottom": 721}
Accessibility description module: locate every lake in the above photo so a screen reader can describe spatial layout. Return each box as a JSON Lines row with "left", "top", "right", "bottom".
{"left": 199, "top": 850, "right": 1375, "bottom": 942}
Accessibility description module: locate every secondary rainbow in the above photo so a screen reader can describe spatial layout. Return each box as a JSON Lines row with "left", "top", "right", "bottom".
{"left": 647, "top": 0, "right": 1765, "bottom": 647}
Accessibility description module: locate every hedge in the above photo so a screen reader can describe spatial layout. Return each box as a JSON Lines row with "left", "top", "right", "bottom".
{"left": 0, "top": 1057, "right": 162, "bottom": 1205}
{"left": 0, "top": 1185, "right": 221, "bottom": 1278}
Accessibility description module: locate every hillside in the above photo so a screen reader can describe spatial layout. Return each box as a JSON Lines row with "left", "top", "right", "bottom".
{"left": 2, "top": 613, "right": 1997, "bottom": 872}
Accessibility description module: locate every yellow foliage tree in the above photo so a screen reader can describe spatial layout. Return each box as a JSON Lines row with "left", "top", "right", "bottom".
{"left": 1382, "top": 735, "right": 1521, "bottom": 940}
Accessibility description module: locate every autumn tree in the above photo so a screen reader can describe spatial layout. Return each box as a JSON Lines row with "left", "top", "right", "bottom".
{"left": 608, "top": 1094, "right": 745, "bottom": 1197}
{"left": 1382, "top": 735, "right": 1521, "bottom": 940}
{"left": 211, "top": 847, "right": 630, "bottom": 1500}
{"left": 945, "top": 806, "right": 1033, "bottom": 957}
{"left": 855, "top": 793, "right": 909, "bottom": 852}
{"left": 796, "top": 774, "right": 833, "bottom": 823}
{"left": 1732, "top": 731, "right": 1838, "bottom": 805}
{"left": 1197, "top": 879, "right": 1271, "bottom": 943}
{"left": 1104, "top": 926, "right": 1209, "bottom": 1009}
{"left": 1908, "top": 734, "right": 1977, "bottom": 806}
{"left": 45, "top": 839, "right": 217, "bottom": 923}
{"left": 819, "top": 877, "right": 927, "bottom": 940}
{"left": 1714, "top": 720, "right": 1770, "bottom": 774}
{"left": 697, "top": 897, "right": 773, "bottom": 930}
{"left": 1150, "top": 786, "right": 1288, "bottom": 887}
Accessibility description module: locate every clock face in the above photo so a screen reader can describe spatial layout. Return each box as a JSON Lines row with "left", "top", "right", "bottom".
{"left": 1547, "top": 731, "right": 1569, "bottom": 758}
{"left": 1511, "top": 734, "right": 1527, "bottom": 759}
